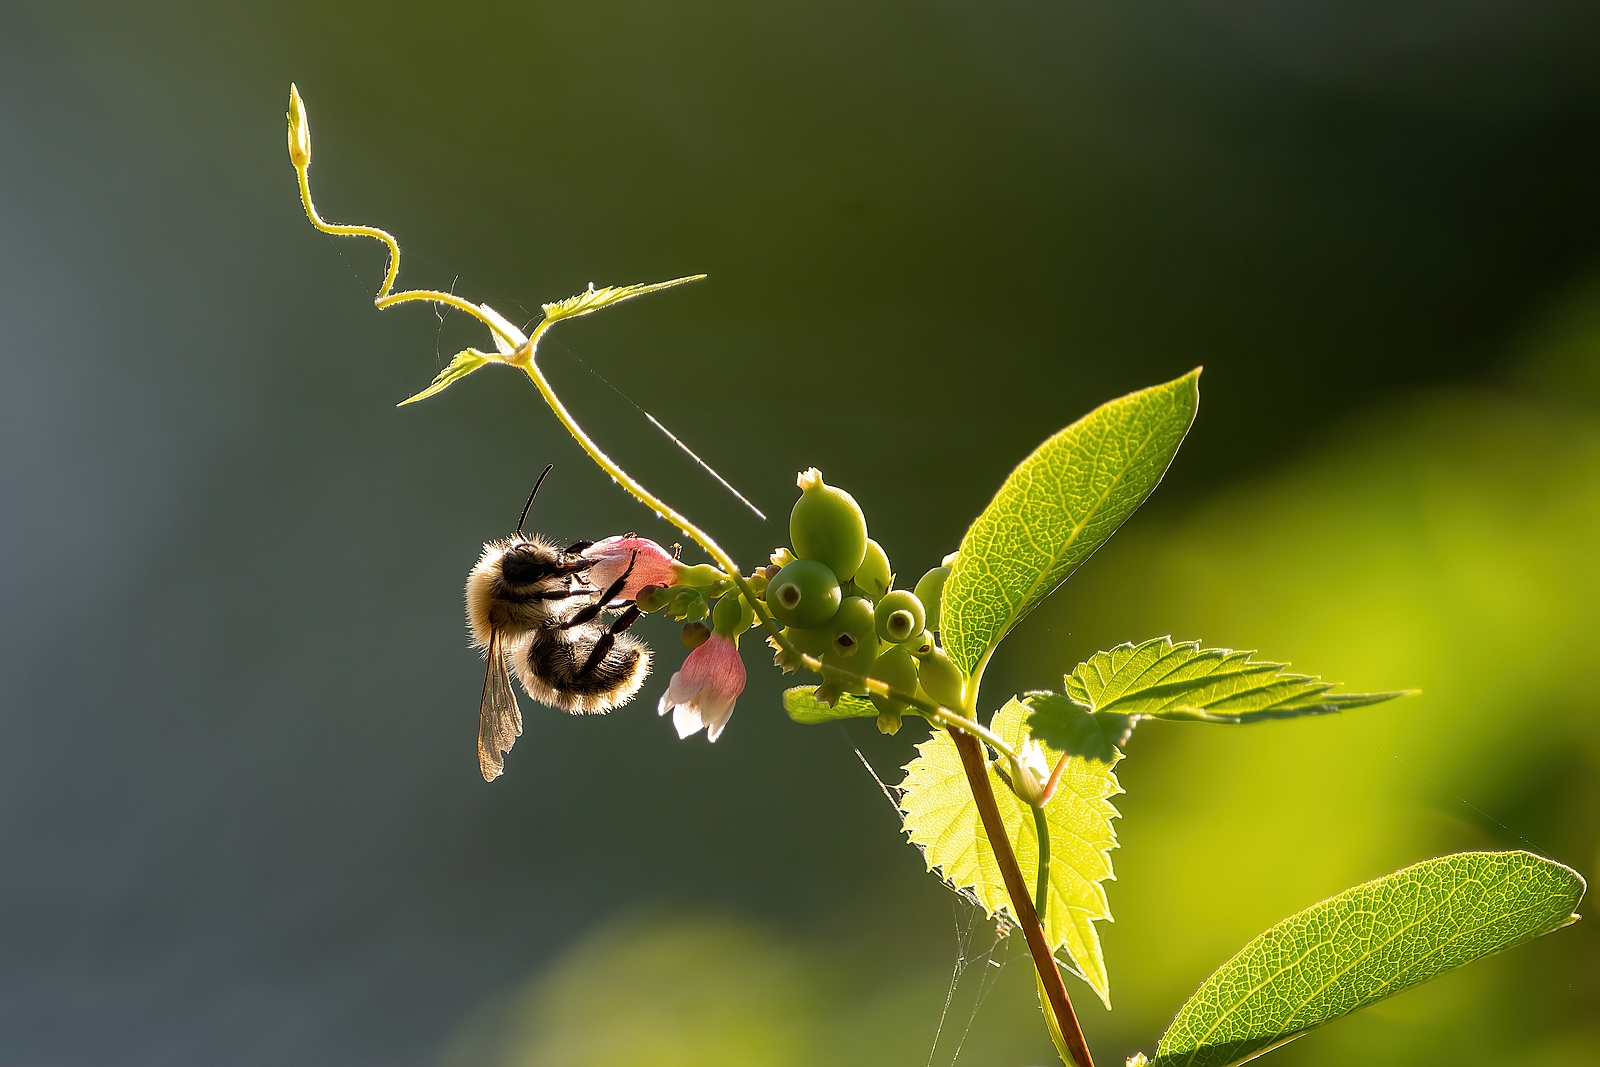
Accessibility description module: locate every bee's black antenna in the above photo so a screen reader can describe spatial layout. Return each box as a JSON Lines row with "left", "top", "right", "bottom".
{"left": 515, "top": 464, "right": 554, "bottom": 535}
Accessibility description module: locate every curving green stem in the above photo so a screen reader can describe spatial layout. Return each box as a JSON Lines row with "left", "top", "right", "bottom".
{"left": 1033, "top": 804, "right": 1052, "bottom": 922}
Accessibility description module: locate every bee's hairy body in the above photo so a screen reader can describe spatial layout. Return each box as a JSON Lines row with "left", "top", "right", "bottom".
{"left": 467, "top": 531, "right": 651, "bottom": 781}
{"left": 515, "top": 626, "right": 650, "bottom": 715}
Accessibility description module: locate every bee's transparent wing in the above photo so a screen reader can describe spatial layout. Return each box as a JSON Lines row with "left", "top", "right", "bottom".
{"left": 478, "top": 630, "right": 523, "bottom": 781}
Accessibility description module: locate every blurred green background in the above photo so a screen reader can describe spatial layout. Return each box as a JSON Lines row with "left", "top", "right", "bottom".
{"left": 1, "top": 2, "right": 1596, "bottom": 1063}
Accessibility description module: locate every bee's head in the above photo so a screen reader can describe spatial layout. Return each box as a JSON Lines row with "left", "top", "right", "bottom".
{"left": 499, "top": 537, "right": 588, "bottom": 586}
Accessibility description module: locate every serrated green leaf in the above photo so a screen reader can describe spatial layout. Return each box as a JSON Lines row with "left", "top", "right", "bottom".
{"left": 782, "top": 686, "right": 876, "bottom": 724}
{"left": 942, "top": 370, "right": 1200, "bottom": 678}
{"left": 1022, "top": 691, "right": 1131, "bottom": 765}
{"left": 1153, "top": 851, "right": 1586, "bottom": 1067}
{"left": 1065, "top": 636, "right": 1411, "bottom": 724}
{"left": 1026, "top": 638, "right": 1412, "bottom": 757}
{"left": 539, "top": 275, "right": 706, "bottom": 324}
{"left": 899, "top": 699, "right": 1122, "bottom": 1007}
{"left": 398, "top": 347, "right": 494, "bottom": 406}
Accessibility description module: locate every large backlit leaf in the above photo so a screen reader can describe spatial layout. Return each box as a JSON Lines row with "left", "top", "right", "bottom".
{"left": 539, "top": 275, "right": 706, "bottom": 324}
{"left": 899, "top": 699, "right": 1122, "bottom": 1007}
{"left": 1152, "top": 851, "right": 1586, "bottom": 1067}
{"left": 782, "top": 686, "right": 875, "bottom": 724}
{"left": 1026, "top": 637, "right": 1412, "bottom": 760}
{"left": 397, "top": 347, "right": 494, "bottom": 406}
{"left": 942, "top": 371, "right": 1200, "bottom": 677}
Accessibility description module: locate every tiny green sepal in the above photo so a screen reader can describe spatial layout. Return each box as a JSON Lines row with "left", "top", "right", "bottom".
{"left": 397, "top": 348, "right": 495, "bottom": 406}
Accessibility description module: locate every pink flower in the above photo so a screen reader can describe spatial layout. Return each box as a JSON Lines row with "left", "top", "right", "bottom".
{"left": 584, "top": 536, "right": 684, "bottom": 601}
{"left": 658, "top": 633, "right": 746, "bottom": 742}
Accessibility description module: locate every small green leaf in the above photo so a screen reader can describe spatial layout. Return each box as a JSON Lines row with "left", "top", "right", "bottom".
{"left": 398, "top": 347, "right": 494, "bottom": 406}
{"left": 539, "top": 275, "right": 706, "bottom": 324}
{"left": 782, "top": 686, "right": 876, "bottom": 724}
{"left": 899, "top": 699, "right": 1122, "bottom": 1007}
{"left": 1027, "top": 638, "right": 1412, "bottom": 757}
{"left": 1153, "top": 851, "right": 1586, "bottom": 1067}
{"left": 1066, "top": 636, "right": 1410, "bottom": 723}
{"left": 1022, "top": 691, "right": 1130, "bottom": 766}
{"left": 942, "top": 370, "right": 1201, "bottom": 678}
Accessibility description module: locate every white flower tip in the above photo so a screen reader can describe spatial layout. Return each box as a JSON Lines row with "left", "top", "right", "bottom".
{"left": 673, "top": 706, "right": 706, "bottom": 739}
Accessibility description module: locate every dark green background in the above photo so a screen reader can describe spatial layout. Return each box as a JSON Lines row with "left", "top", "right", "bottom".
{"left": 1, "top": 2, "right": 1596, "bottom": 1063}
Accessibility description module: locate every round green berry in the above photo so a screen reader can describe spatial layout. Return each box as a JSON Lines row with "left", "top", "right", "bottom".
{"left": 766, "top": 558, "right": 842, "bottom": 629}
{"left": 902, "top": 629, "right": 936, "bottom": 658}
{"left": 913, "top": 565, "right": 952, "bottom": 631}
{"left": 827, "top": 595, "right": 880, "bottom": 663}
{"left": 916, "top": 647, "right": 965, "bottom": 708}
{"left": 874, "top": 589, "right": 926, "bottom": 644}
{"left": 781, "top": 624, "right": 833, "bottom": 658}
{"left": 868, "top": 642, "right": 919, "bottom": 718}
{"left": 712, "top": 589, "right": 754, "bottom": 636}
{"left": 789, "top": 468, "right": 868, "bottom": 581}
{"left": 853, "top": 538, "right": 892, "bottom": 599}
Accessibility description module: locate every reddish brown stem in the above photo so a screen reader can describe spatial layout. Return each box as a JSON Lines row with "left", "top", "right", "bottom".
{"left": 948, "top": 726, "right": 1094, "bottom": 1067}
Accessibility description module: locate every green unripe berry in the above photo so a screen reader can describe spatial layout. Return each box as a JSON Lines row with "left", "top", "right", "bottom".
{"left": 766, "top": 558, "right": 842, "bottom": 629}
{"left": 818, "top": 653, "right": 871, "bottom": 698}
{"left": 712, "top": 589, "right": 754, "bottom": 636}
{"left": 917, "top": 647, "right": 965, "bottom": 708}
{"left": 902, "top": 629, "right": 936, "bottom": 657}
{"left": 783, "top": 625, "right": 833, "bottom": 657}
{"left": 874, "top": 589, "right": 926, "bottom": 644}
{"left": 827, "top": 596, "right": 879, "bottom": 663}
{"left": 789, "top": 468, "right": 868, "bottom": 581}
{"left": 854, "top": 538, "right": 892, "bottom": 599}
{"left": 914, "top": 565, "right": 952, "bottom": 631}
{"left": 868, "top": 642, "right": 919, "bottom": 718}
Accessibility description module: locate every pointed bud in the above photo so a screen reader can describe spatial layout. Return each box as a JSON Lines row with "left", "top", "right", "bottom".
{"left": 286, "top": 83, "right": 311, "bottom": 168}
{"left": 999, "top": 739, "right": 1052, "bottom": 808}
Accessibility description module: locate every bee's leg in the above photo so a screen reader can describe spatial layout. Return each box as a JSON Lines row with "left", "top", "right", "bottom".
{"left": 562, "top": 551, "right": 638, "bottom": 629}
{"left": 579, "top": 605, "right": 642, "bottom": 676}
{"left": 531, "top": 588, "right": 587, "bottom": 600}
{"left": 565, "top": 539, "right": 594, "bottom": 554}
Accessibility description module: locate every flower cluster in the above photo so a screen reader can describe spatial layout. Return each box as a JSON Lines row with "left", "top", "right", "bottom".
{"left": 621, "top": 467, "right": 966, "bottom": 742}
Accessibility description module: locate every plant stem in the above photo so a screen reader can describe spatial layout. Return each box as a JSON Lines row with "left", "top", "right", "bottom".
{"left": 948, "top": 727, "right": 1093, "bottom": 1067}
{"left": 1033, "top": 803, "right": 1052, "bottom": 921}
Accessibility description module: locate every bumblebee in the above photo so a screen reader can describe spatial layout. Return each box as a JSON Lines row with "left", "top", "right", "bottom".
{"left": 466, "top": 466, "right": 651, "bottom": 780}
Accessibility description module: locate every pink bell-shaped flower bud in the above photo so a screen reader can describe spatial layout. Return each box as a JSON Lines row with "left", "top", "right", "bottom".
{"left": 585, "top": 536, "right": 684, "bottom": 601}
{"left": 657, "top": 632, "right": 746, "bottom": 742}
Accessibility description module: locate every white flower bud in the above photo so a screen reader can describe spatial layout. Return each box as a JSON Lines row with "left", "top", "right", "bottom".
{"left": 1002, "top": 739, "right": 1053, "bottom": 808}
